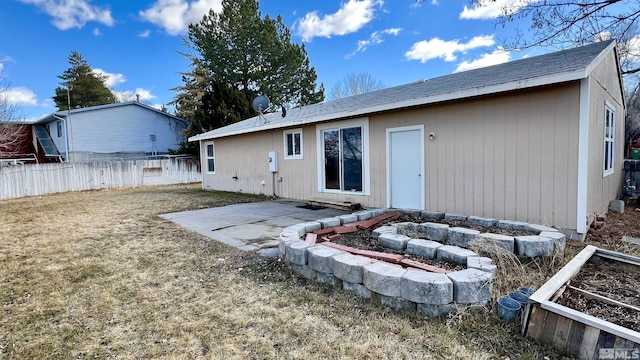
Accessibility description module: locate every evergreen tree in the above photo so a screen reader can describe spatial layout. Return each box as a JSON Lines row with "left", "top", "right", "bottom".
{"left": 172, "top": 0, "right": 324, "bottom": 154}
{"left": 53, "top": 51, "right": 116, "bottom": 110}
{"left": 257, "top": 14, "right": 324, "bottom": 106}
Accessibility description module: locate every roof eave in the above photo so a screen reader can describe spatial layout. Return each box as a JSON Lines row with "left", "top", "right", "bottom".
{"left": 189, "top": 69, "right": 587, "bottom": 142}
{"left": 51, "top": 102, "right": 190, "bottom": 124}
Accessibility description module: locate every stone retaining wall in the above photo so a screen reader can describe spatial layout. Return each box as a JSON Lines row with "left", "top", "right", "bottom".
{"left": 278, "top": 208, "right": 566, "bottom": 317}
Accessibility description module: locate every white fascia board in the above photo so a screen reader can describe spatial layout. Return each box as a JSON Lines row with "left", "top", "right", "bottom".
{"left": 576, "top": 78, "right": 590, "bottom": 235}
{"left": 190, "top": 69, "right": 587, "bottom": 142}
{"left": 583, "top": 41, "right": 617, "bottom": 79}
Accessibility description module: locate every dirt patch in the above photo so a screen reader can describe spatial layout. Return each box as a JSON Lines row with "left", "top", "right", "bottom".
{"left": 584, "top": 205, "right": 640, "bottom": 247}
{"left": 329, "top": 215, "right": 537, "bottom": 272}
{"left": 393, "top": 214, "right": 539, "bottom": 237}
{"left": 333, "top": 229, "right": 465, "bottom": 272}
{"left": 555, "top": 258, "right": 640, "bottom": 332}
{"left": 552, "top": 205, "right": 640, "bottom": 333}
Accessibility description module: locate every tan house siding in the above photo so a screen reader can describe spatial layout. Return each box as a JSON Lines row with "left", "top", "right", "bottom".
{"left": 371, "top": 83, "right": 580, "bottom": 228}
{"left": 192, "top": 42, "right": 624, "bottom": 236}
{"left": 585, "top": 51, "right": 625, "bottom": 219}
{"left": 202, "top": 131, "right": 278, "bottom": 195}
{"left": 201, "top": 83, "right": 583, "bottom": 229}
{"left": 201, "top": 125, "right": 329, "bottom": 198}
{"left": 277, "top": 124, "right": 319, "bottom": 199}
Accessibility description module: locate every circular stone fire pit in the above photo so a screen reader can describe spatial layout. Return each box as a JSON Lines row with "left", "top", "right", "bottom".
{"left": 278, "top": 208, "right": 566, "bottom": 318}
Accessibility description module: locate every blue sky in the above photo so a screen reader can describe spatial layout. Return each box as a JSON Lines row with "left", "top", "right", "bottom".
{"left": 0, "top": 0, "right": 540, "bottom": 120}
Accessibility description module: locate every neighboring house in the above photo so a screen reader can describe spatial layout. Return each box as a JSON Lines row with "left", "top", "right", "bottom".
{"left": 189, "top": 40, "right": 625, "bottom": 238}
{"left": 34, "top": 101, "right": 189, "bottom": 161}
{"left": 0, "top": 122, "right": 61, "bottom": 164}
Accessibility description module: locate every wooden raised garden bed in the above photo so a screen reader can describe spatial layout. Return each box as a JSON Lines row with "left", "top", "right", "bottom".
{"left": 523, "top": 245, "right": 640, "bottom": 359}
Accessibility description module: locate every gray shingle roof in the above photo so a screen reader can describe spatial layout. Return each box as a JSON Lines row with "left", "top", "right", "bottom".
{"left": 32, "top": 101, "right": 189, "bottom": 125}
{"left": 190, "top": 40, "right": 616, "bottom": 142}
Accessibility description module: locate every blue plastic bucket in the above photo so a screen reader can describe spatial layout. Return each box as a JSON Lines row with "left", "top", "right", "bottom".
{"left": 497, "top": 296, "right": 521, "bottom": 321}
{"left": 518, "top": 287, "right": 535, "bottom": 297}
{"left": 509, "top": 291, "right": 530, "bottom": 306}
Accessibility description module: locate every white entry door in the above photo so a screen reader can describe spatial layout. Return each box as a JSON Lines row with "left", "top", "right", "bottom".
{"left": 387, "top": 126, "right": 424, "bottom": 209}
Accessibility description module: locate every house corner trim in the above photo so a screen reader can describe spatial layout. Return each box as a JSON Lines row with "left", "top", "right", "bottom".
{"left": 576, "top": 78, "right": 590, "bottom": 234}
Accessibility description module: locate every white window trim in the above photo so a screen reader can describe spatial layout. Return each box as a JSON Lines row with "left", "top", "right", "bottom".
{"left": 603, "top": 102, "right": 615, "bottom": 177}
{"left": 283, "top": 128, "right": 303, "bottom": 160}
{"left": 316, "top": 118, "right": 370, "bottom": 196}
{"left": 204, "top": 141, "right": 215, "bottom": 174}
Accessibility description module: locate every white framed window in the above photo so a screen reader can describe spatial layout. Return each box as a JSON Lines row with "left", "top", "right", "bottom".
{"left": 56, "top": 121, "right": 63, "bottom": 137}
{"left": 603, "top": 104, "right": 615, "bottom": 176}
{"left": 283, "top": 128, "right": 303, "bottom": 159}
{"left": 205, "top": 142, "right": 215, "bottom": 173}
{"left": 316, "top": 118, "right": 370, "bottom": 195}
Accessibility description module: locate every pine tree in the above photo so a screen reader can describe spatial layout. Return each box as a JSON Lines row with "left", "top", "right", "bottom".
{"left": 172, "top": 0, "right": 324, "bottom": 153}
{"left": 172, "top": 49, "right": 255, "bottom": 154}
{"left": 258, "top": 15, "right": 324, "bottom": 106}
{"left": 53, "top": 51, "right": 116, "bottom": 110}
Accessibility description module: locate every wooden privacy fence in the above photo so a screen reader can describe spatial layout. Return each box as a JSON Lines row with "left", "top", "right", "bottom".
{"left": 0, "top": 159, "right": 201, "bottom": 200}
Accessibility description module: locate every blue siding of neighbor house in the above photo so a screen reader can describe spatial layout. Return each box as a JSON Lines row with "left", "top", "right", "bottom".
{"left": 49, "top": 104, "right": 186, "bottom": 154}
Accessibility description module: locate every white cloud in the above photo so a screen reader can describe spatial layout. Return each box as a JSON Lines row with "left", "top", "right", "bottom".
{"left": 139, "top": 29, "right": 151, "bottom": 38}
{"left": 91, "top": 68, "right": 157, "bottom": 104}
{"left": 405, "top": 35, "right": 495, "bottom": 63}
{"left": 40, "top": 98, "right": 54, "bottom": 108}
{"left": 18, "top": 0, "right": 114, "bottom": 30}
{"left": 93, "top": 27, "right": 102, "bottom": 36}
{"left": 295, "top": 0, "right": 383, "bottom": 42}
{"left": 140, "top": 0, "right": 223, "bottom": 36}
{"left": 348, "top": 27, "right": 401, "bottom": 58}
{"left": 460, "top": 0, "right": 537, "bottom": 20}
{"left": 0, "top": 56, "right": 12, "bottom": 74}
{"left": 624, "top": 34, "right": 640, "bottom": 63}
{"left": 384, "top": 28, "right": 401, "bottom": 36}
{"left": 114, "top": 88, "right": 157, "bottom": 103}
{"left": 93, "top": 68, "right": 127, "bottom": 88}
{"left": 410, "top": 0, "right": 437, "bottom": 8}
{"left": 455, "top": 48, "right": 511, "bottom": 72}
{"left": 596, "top": 32, "right": 640, "bottom": 65}
{"left": 4, "top": 87, "right": 38, "bottom": 106}
{"left": 595, "top": 31, "right": 612, "bottom": 42}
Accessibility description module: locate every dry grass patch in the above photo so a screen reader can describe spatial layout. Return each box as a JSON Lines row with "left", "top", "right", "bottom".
{"left": 1, "top": 185, "right": 565, "bottom": 359}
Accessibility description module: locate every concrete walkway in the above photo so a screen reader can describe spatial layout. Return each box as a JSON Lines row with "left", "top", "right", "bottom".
{"left": 160, "top": 199, "right": 347, "bottom": 252}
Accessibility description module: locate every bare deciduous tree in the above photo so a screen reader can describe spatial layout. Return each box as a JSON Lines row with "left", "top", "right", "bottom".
{"left": 466, "top": 0, "right": 640, "bottom": 75}
{"left": 329, "top": 73, "right": 386, "bottom": 100}
{"left": 627, "top": 81, "right": 640, "bottom": 143}
{"left": 0, "top": 78, "right": 28, "bottom": 159}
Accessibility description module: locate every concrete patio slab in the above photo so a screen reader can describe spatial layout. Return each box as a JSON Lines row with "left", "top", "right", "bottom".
{"left": 160, "top": 199, "right": 347, "bottom": 251}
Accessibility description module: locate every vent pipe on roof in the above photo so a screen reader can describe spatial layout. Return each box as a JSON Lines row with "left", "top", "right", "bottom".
{"left": 136, "top": 94, "right": 140, "bottom": 103}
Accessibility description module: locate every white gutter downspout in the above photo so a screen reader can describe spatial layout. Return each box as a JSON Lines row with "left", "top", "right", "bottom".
{"left": 576, "top": 78, "right": 590, "bottom": 236}
{"left": 53, "top": 114, "right": 69, "bottom": 162}
{"left": 199, "top": 140, "right": 205, "bottom": 189}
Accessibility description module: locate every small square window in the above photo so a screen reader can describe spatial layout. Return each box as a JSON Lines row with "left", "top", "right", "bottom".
{"left": 205, "top": 142, "right": 215, "bottom": 173}
{"left": 283, "top": 129, "right": 303, "bottom": 159}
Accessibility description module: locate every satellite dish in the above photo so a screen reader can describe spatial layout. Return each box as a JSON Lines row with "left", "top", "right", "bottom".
{"left": 252, "top": 95, "right": 270, "bottom": 113}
